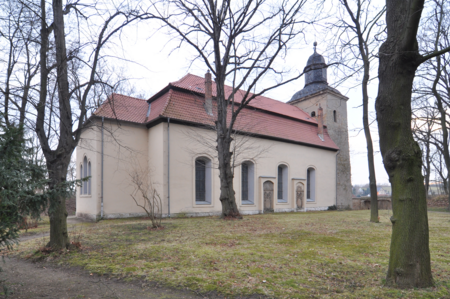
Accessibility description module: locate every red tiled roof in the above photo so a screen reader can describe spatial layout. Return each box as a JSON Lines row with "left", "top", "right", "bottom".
{"left": 160, "top": 90, "right": 338, "bottom": 150}
{"left": 94, "top": 94, "right": 148, "bottom": 123}
{"left": 168, "top": 74, "right": 316, "bottom": 124}
{"left": 94, "top": 75, "right": 339, "bottom": 150}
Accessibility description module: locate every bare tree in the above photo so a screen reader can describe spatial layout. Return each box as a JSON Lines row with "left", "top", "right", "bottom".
{"left": 431, "top": 149, "right": 448, "bottom": 195}
{"left": 411, "top": 0, "right": 450, "bottom": 205}
{"left": 0, "top": 0, "right": 40, "bottom": 128}
{"left": 375, "top": 0, "right": 450, "bottom": 288}
{"left": 129, "top": 163, "right": 163, "bottom": 229}
{"left": 330, "top": 0, "right": 385, "bottom": 222}
{"left": 21, "top": 0, "right": 146, "bottom": 250}
{"left": 424, "top": 0, "right": 450, "bottom": 209}
{"left": 412, "top": 106, "right": 437, "bottom": 195}
{"left": 144, "top": 0, "right": 313, "bottom": 218}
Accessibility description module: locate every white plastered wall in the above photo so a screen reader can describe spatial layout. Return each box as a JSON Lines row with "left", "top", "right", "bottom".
{"left": 77, "top": 120, "right": 337, "bottom": 219}
{"left": 166, "top": 123, "right": 337, "bottom": 215}
{"left": 76, "top": 119, "right": 149, "bottom": 220}
{"left": 76, "top": 121, "right": 100, "bottom": 219}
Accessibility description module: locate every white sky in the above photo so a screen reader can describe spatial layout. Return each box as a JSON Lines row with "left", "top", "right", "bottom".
{"left": 102, "top": 13, "right": 390, "bottom": 186}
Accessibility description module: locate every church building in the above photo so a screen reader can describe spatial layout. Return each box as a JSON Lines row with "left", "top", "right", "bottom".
{"left": 76, "top": 48, "right": 352, "bottom": 220}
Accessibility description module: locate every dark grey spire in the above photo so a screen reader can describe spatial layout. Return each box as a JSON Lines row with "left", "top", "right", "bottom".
{"left": 289, "top": 43, "right": 341, "bottom": 102}
{"left": 304, "top": 42, "right": 327, "bottom": 87}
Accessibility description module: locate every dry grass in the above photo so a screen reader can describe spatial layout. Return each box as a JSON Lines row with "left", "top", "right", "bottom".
{"left": 12, "top": 210, "right": 450, "bottom": 298}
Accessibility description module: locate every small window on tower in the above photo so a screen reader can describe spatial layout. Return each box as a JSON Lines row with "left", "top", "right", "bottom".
{"left": 311, "top": 111, "right": 316, "bottom": 117}
{"left": 333, "top": 110, "right": 337, "bottom": 122}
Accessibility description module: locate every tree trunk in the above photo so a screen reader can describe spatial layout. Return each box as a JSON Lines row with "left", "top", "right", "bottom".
{"left": 423, "top": 134, "right": 431, "bottom": 196}
{"left": 35, "top": 0, "right": 75, "bottom": 250}
{"left": 375, "top": 37, "right": 433, "bottom": 288}
{"left": 217, "top": 144, "right": 240, "bottom": 217}
{"left": 341, "top": 0, "right": 379, "bottom": 222}
{"left": 216, "top": 105, "right": 240, "bottom": 218}
{"left": 46, "top": 158, "right": 71, "bottom": 249}
{"left": 448, "top": 179, "right": 450, "bottom": 211}
{"left": 362, "top": 56, "right": 378, "bottom": 223}
{"left": 214, "top": 65, "right": 241, "bottom": 218}
{"left": 442, "top": 178, "right": 448, "bottom": 195}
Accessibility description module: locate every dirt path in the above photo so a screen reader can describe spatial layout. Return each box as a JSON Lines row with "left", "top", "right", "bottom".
{"left": 1, "top": 217, "right": 209, "bottom": 299}
{"left": 0, "top": 257, "right": 207, "bottom": 299}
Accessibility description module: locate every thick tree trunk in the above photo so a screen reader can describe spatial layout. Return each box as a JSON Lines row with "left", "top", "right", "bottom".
{"left": 214, "top": 65, "right": 241, "bottom": 218}
{"left": 375, "top": 42, "right": 433, "bottom": 288}
{"left": 217, "top": 146, "right": 240, "bottom": 217}
{"left": 35, "top": 0, "right": 75, "bottom": 250}
{"left": 46, "top": 158, "right": 71, "bottom": 249}
{"left": 374, "top": 0, "right": 435, "bottom": 288}
{"left": 216, "top": 106, "right": 240, "bottom": 218}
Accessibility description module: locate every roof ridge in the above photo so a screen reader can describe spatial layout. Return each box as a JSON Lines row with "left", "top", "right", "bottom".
{"left": 170, "top": 73, "right": 199, "bottom": 85}
{"left": 111, "top": 92, "right": 146, "bottom": 101}
{"left": 173, "top": 74, "right": 315, "bottom": 123}
{"left": 95, "top": 93, "right": 147, "bottom": 117}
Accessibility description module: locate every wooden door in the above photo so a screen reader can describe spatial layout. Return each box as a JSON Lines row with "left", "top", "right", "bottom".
{"left": 263, "top": 181, "right": 274, "bottom": 212}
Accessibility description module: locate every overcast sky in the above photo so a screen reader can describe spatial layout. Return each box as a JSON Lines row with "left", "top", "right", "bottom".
{"left": 100, "top": 8, "right": 389, "bottom": 186}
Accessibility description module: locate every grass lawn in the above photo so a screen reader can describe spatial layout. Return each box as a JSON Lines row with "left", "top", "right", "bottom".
{"left": 428, "top": 207, "right": 449, "bottom": 213}
{"left": 13, "top": 210, "right": 450, "bottom": 298}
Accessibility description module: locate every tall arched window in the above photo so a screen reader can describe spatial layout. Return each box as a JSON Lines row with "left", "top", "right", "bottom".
{"left": 241, "top": 161, "right": 255, "bottom": 204}
{"left": 80, "top": 156, "right": 92, "bottom": 195}
{"left": 277, "top": 164, "right": 288, "bottom": 202}
{"left": 80, "top": 164, "right": 83, "bottom": 194}
{"left": 333, "top": 110, "right": 337, "bottom": 122}
{"left": 307, "top": 167, "right": 316, "bottom": 202}
{"left": 88, "top": 161, "right": 91, "bottom": 195}
{"left": 195, "top": 157, "right": 212, "bottom": 204}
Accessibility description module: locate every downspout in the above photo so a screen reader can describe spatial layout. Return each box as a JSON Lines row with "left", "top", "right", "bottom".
{"left": 167, "top": 117, "right": 171, "bottom": 218}
{"left": 101, "top": 116, "right": 104, "bottom": 219}
{"left": 335, "top": 150, "right": 340, "bottom": 208}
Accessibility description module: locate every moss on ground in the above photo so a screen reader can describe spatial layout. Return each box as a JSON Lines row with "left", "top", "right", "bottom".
{"left": 11, "top": 210, "right": 450, "bottom": 298}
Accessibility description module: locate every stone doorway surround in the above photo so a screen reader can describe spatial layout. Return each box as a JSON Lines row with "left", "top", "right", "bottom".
{"left": 259, "top": 176, "right": 276, "bottom": 213}
{"left": 291, "top": 177, "right": 306, "bottom": 211}
{"left": 263, "top": 180, "right": 274, "bottom": 212}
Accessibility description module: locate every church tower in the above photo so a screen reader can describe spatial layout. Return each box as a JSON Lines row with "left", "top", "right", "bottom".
{"left": 289, "top": 43, "right": 353, "bottom": 209}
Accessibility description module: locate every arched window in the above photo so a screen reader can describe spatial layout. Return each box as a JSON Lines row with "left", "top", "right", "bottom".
{"left": 83, "top": 157, "right": 88, "bottom": 194}
{"left": 80, "top": 156, "right": 91, "bottom": 195}
{"left": 80, "top": 164, "right": 83, "bottom": 195}
{"left": 333, "top": 110, "right": 337, "bottom": 122}
{"left": 241, "top": 161, "right": 255, "bottom": 204}
{"left": 311, "top": 111, "right": 316, "bottom": 117}
{"left": 307, "top": 167, "right": 316, "bottom": 202}
{"left": 195, "top": 157, "right": 212, "bottom": 204}
{"left": 277, "top": 164, "right": 288, "bottom": 202}
{"left": 88, "top": 161, "right": 91, "bottom": 195}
